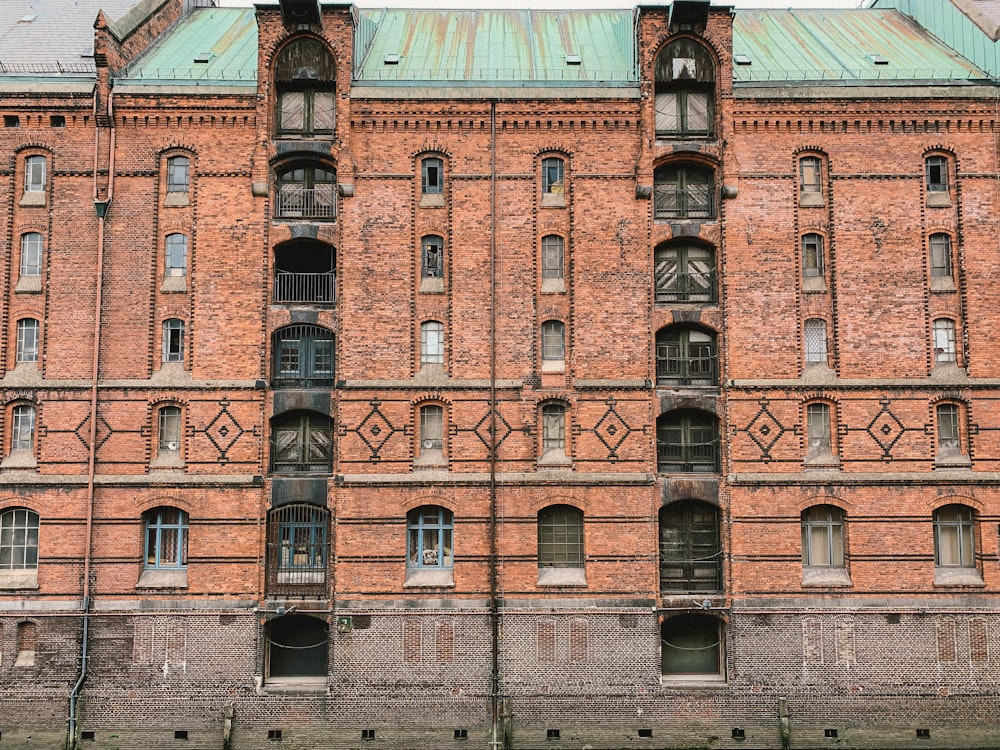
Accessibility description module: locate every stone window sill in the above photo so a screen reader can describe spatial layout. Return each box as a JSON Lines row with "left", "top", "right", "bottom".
{"left": 404, "top": 568, "right": 455, "bottom": 588}
{"left": 0, "top": 569, "right": 38, "bottom": 590}
{"left": 136, "top": 569, "right": 188, "bottom": 589}
{"left": 802, "top": 567, "right": 852, "bottom": 587}
{"left": 934, "top": 567, "right": 984, "bottom": 587}
{"left": 537, "top": 567, "right": 586, "bottom": 587}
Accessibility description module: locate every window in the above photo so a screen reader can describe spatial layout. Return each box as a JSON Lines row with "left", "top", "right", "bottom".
{"left": 654, "top": 163, "right": 714, "bottom": 219}
{"left": 537, "top": 505, "right": 584, "bottom": 576}
{"left": 166, "top": 156, "right": 190, "bottom": 194}
{"left": 274, "top": 38, "right": 336, "bottom": 136}
{"left": 165, "top": 233, "right": 187, "bottom": 277}
{"left": 659, "top": 501, "right": 720, "bottom": 592}
{"left": 19, "top": 233, "right": 42, "bottom": 278}
{"left": 661, "top": 614, "right": 723, "bottom": 679}
{"left": 541, "top": 404, "right": 566, "bottom": 453}
{"left": 271, "top": 411, "right": 333, "bottom": 473}
{"left": 541, "top": 320, "right": 565, "bottom": 365}
{"left": 541, "top": 157, "right": 564, "bottom": 195}
{"left": 934, "top": 505, "right": 975, "bottom": 568}
{"left": 16, "top": 319, "right": 39, "bottom": 363}
{"left": 267, "top": 614, "right": 328, "bottom": 681}
{"left": 422, "top": 157, "right": 443, "bottom": 194}
{"left": 802, "top": 234, "right": 824, "bottom": 277}
{"left": 268, "top": 504, "right": 328, "bottom": 592}
{"left": 275, "top": 164, "right": 336, "bottom": 219}
{"left": 421, "top": 235, "right": 444, "bottom": 279}
{"left": 933, "top": 318, "right": 956, "bottom": 364}
{"left": 272, "top": 325, "right": 335, "bottom": 388}
{"left": 805, "top": 402, "right": 835, "bottom": 462}
{"left": 407, "top": 506, "right": 453, "bottom": 569}
{"left": 157, "top": 406, "right": 181, "bottom": 455}
{"left": 930, "top": 233, "right": 953, "bottom": 280}
{"left": 799, "top": 156, "right": 823, "bottom": 204}
{"left": 926, "top": 155, "right": 948, "bottom": 193}
{"left": 10, "top": 405, "right": 35, "bottom": 453}
{"left": 0, "top": 508, "right": 39, "bottom": 571}
{"left": 654, "top": 39, "right": 714, "bottom": 138}
{"left": 162, "top": 319, "right": 185, "bottom": 363}
{"left": 420, "top": 321, "right": 444, "bottom": 366}
{"left": 801, "top": 505, "right": 845, "bottom": 568}
{"left": 541, "top": 235, "right": 565, "bottom": 282}
{"left": 24, "top": 155, "right": 45, "bottom": 193}
{"left": 656, "top": 410, "right": 719, "bottom": 473}
{"left": 654, "top": 242, "right": 715, "bottom": 303}
{"left": 273, "top": 238, "right": 336, "bottom": 304}
{"left": 804, "top": 318, "right": 828, "bottom": 365}
{"left": 144, "top": 508, "right": 188, "bottom": 569}
{"left": 935, "top": 403, "right": 965, "bottom": 461}
{"left": 655, "top": 327, "right": 717, "bottom": 386}
{"left": 418, "top": 405, "right": 444, "bottom": 456}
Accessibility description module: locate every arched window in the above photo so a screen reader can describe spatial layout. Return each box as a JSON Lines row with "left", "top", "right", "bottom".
{"left": 422, "top": 157, "right": 443, "bottom": 195}
{"left": 929, "top": 233, "right": 953, "bottom": 280}
{"left": 143, "top": 507, "right": 188, "bottom": 569}
{"left": 19, "top": 233, "right": 43, "bottom": 278}
{"left": 272, "top": 325, "right": 334, "bottom": 388}
{"left": 656, "top": 410, "right": 719, "bottom": 473}
{"left": 661, "top": 614, "right": 723, "bottom": 678}
{"left": 654, "top": 163, "right": 714, "bottom": 218}
{"left": 274, "top": 38, "right": 336, "bottom": 136}
{"left": 10, "top": 404, "right": 35, "bottom": 453}
{"left": 418, "top": 404, "right": 444, "bottom": 461}
{"left": 407, "top": 506, "right": 454, "bottom": 569}
{"left": 538, "top": 505, "right": 584, "bottom": 570}
{"left": 801, "top": 505, "right": 845, "bottom": 568}
{"left": 659, "top": 501, "right": 719, "bottom": 592}
{"left": 421, "top": 235, "right": 444, "bottom": 279}
{"left": 166, "top": 155, "right": 190, "bottom": 194}
{"left": 420, "top": 321, "right": 445, "bottom": 366}
{"left": 16, "top": 319, "right": 39, "bottom": 363}
{"left": 0, "top": 508, "right": 39, "bottom": 571}
{"left": 799, "top": 155, "right": 824, "bottom": 206}
{"left": 541, "top": 156, "right": 565, "bottom": 196}
{"left": 268, "top": 504, "right": 329, "bottom": 593}
{"left": 541, "top": 403, "right": 566, "bottom": 454}
{"left": 162, "top": 319, "right": 185, "bottom": 363}
{"left": 273, "top": 238, "right": 336, "bottom": 304}
{"left": 541, "top": 320, "right": 565, "bottom": 363}
{"left": 270, "top": 411, "right": 333, "bottom": 473}
{"left": 275, "top": 163, "right": 336, "bottom": 220}
{"left": 654, "top": 242, "right": 715, "bottom": 303}
{"left": 804, "top": 318, "right": 827, "bottom": 366}
{"left": 934, "top": 402, "right": 970, "bottom": 466}
{"left": 541, "top": 235, "right": 565, "bottom": 282}
{"left": 804, "top": 401, "right": 836, "bottom": 463}
{"left": 655, "top": 326, "right": 717, "bottom": 386}
{"left": 165, "top": 233, "right": 188, "bottom": 277}
{"left": 24, "top": 155, "right": 45, "bottom": 193}
{"left": 16, "top": 621, "right": 36, "bottom": 667}
{"left": 655, "top": 39, "right": 715, "bottom": 138}
{"left": 933, "top": 318, "right": 956, "bottom": 364}
{"left": 157, "top": 405, "right": 181, "bottom": 456}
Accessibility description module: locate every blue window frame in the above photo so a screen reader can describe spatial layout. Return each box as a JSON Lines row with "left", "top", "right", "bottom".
{"left": 407, "top": 506, "right": 453, "bottom": 569}
{"left": 144, "top": 508, "right": 188, "bottom": 569}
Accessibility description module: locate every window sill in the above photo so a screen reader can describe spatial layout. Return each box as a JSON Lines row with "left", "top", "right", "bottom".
{"left": 136, "top": 569, "right": 188, "bottom": 589}
{"left": 541, "top": 193, "right": 566, "bottom": 208}
{"left": 0, "top": 569, "right": 38, "bottom": 590}
{"left": 802, "top": 567, "right": 852, "bottom": 587}
{"left": 14, "top": 650, "right": 36, "bottom": 667}
{"left": 926, "top": 192, "right": 951, "bottom": 208}
{"left": 661, "top": 674, "right": 727, "bottom": 688}
{"left": 934, "top": 567, "right": 984, "bottom": 588}
{"left": 799, "top": 193, "right": 824, "bottom": 207}
{"left": 803, "top": 453, "right": 840, "bottom": 471}
{"left": 261, "top": 676, "right": 327, "bottom": 694}
{"left": 150, "top": 451, "right": 184, "bottom": 469}
{"left": 537, "top": 449, "right": 572, "bottom": 469}
{"left": 541, "top": 360, "right": 565, "bottom": 373}
{"left": 414, "top": 450, "right": 446, "bottom": 468}
{"left": 419, "top": 193, "right": 445, "bottom": 208}
{"left": 1, "top": 450, "right": 37, "bottom": 470}
{"left": 537, "top": 567, "right": 586, "bottom": 587}
{"left": 935, "top": 452, "right": 971, "bottom": 468}
{"left": 419, "top": 277, "right": 444, "bottom": 294}
{"left": 802, "top": 275, "right": 827, "bottom": 293}
{"left": 404, "top": 568, "right": 455, "bottom": 588}
{"left": 540, "top": 278, "right": 566, "bottom": 294}
{"left": 19, "top": 192, "right": 45, "bottom": 207}
{"left": 14, "top": 276, "right": 42, "bottom": 294}
{"left": 161, "top": 276, "right": 187, "bottom": 293}
{"left": 930, "top": 276, "right": 957, "bottom": 292}
{"left": 164, "top": 192, "right": 189, "bottom": 207}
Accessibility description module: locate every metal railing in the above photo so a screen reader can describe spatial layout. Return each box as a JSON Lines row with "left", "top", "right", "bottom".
{"left": 654, "top": 184, "right": 714, "bottom": 219}
{"left": 659, "top": 555, "right": 721, "bottom": 593}
{"left": 275, "top": 185, "right": 337, "bottom": 220}
{"left": 266, "top": 506, "right": 329, "bottom": 597}
{"left": 657, "top": 440, "right": 719, "bottom": 473}
{"left": 656, "top": 353, "right": 718, "bottom": 386}
{"left": 274, "top": 272, "right": 336, "bottom": 305}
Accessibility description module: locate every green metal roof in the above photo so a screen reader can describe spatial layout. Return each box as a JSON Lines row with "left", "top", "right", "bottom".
{"left": 354, "top": 9, "right": 637, "bottom": 85}
{"left": 871, "top": 0, "right": 1000, "bottom": 78}
{"left": 732, "top": 8, "right": 988, "bottom": 83}
{"left": 116, "top": 7, "right": 257, "bottom": 86}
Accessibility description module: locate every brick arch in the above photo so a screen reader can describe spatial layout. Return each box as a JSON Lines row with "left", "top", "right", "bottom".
{"left": 0, "top": 497, "right": 43, "bottom": 514}
{"left": 927, "top": 493, "right": 983, "bottom": 514}
{"left": 131, "top": 494, "right": 194, "bottom": 515}
{"left": 795, "top": 493, "right": 853, "bottom": 513}
{"left": 529, "top": 494, "right": 588, "bottom": 514}
{"left": 648, "top": 33, "right": 724, "bottom": 74}
{"left": 413, "top": 145, "right": 452, "bottom": 159}
{"left": 398, "top": 494, "right": 454, "bottom": 514}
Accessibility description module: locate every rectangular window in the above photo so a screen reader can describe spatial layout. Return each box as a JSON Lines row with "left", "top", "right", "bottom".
{"left": 11, "top": 405, "right": 35, "bottom": 452}
{"left": 165, "top": 234, "right": 188, "bottom": 277}
{"left": 420, "top": 321, "right": 444, "bottom": 366}
{"left": 541, "top": 405, "right": 566, "bottom": 451}
{"left": 804, "top": 319, "right": 827, "bottom": 364}
{"left": 802, "top": 234, "right": 824, "bottom": 277}
{"left": 16, "top": 319, "right": 39, "bottom": 363}
{"left": 933, "top": 319, "right": 956, "bottom": 364}
{"left": 420, "top": 405, "right": 443, "bottom": 452}
{"left": 422, "top": 158, "right": 443, "bottom": 194}
{"left": 936, "top": 404, "right": 961, "bottom": 454}
{"left": 806, "top": 403, "right": 832, "bottom": 454}
{"left": 166, "top": 156, "right": 189, "bottom": 193}
{"left": 158, "top": 407, "right": 181, "bottom": 453}
{"left": 162, "top": 320, "right": 185, "bottom": 363}
{"left": 926, "top": 156, "right": 948, "bottom": 192}
{"left": 541, "top": 321, "right": 565, "bottom": 361}
{"left": 541, "top": 236, "right": 564, "bottom": 280}
{"left": 24, "top": 156, "right": 45, "bottom": 193}
{"left": 800, "top": 156, "right": 822, "bottom": 196}
{"left": 542, "top": 157, "right": 564, "bottom": 194}
{"left": 421, "top": 236, "right": 443, "bottom": 278}
{"left": 20, "top": 233, "right": 42, "bottom": 277}
{"left": 930, "top": 234, "right": 952, "bottom": 278}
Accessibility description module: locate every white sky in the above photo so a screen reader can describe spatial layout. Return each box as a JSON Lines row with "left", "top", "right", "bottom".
{"left": 219, "top": 0, "right": 864, "bottom": 8}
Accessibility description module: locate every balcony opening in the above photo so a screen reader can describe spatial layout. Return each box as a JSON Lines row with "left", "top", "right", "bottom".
{"left": 273, "top": 239, "right": 336, "bottom": 305}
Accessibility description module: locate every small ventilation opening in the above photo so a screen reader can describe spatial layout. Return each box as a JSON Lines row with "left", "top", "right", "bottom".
{"left": 362, "top": 729, "right": 375, "bottom": 740}
{"left": 638, "top": 728, "right": 653, "bottom": 738}
{"left": 50, "top": 115, "right": 65, "bottom": 128}
{"left": 4, "top": 115, "right": 18, "bottom": 128}
{"left": 267, "top": 729, "right": 282, "bottom": 741}
{"left": 565, "top": 54, "right": 581, "bottom": 65}
{"left": 546, "top": 729, "right": 560, "bottom": 740}
{"left": 454, "top": 729, "right": 468, "bottom": 739}
{"left": 916, "top": 728, "right": 931, "bottom": 739}
{"left": 824, "top": 728, "right": 838, "bottom": 738}
{"left": 732, "top": 728, "right": 746, "bottom": 740}
{"left": 81, "top": 731, "right": 95, "bottom": 741}
{"left": 384, "top": 54, "right": 399, "bottom": 65}
{"left": 174, "top": 730, "right": 188, "bottom": 740}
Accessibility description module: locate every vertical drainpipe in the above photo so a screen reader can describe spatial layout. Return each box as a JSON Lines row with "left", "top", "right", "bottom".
{"left": 488, "top": 100, "right": 504, "bottom": 750}
{"left": 68, "top": 88, "right": 114, "bottom": 750}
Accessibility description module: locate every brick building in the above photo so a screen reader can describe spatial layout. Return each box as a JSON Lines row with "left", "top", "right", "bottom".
{"left": 0, "top": 0, "right": 998, "bottom": 748}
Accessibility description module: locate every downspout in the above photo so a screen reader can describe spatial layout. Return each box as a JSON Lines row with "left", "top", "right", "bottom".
{"left": 488, "top": 100, "right": 504, "bottom": 750}
{"left": 68, "top": 87, "right": 114, "bottom": 750}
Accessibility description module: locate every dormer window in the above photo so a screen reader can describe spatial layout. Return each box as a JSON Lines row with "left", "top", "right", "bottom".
{"left": 655, "top": 39, "right": 715, "bottom": 138}
{"left": 275, "top": 38, "right": 336, "bottom": 137}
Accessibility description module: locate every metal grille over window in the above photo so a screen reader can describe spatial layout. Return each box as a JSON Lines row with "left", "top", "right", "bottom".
{"left": 268, "top": 504, "right": 329, "bottom": 595}
{"left": 656, "top": 327, "right": 717, "bottom": 385}
{"left": 656, "top": 410, "right": 719, "bottom": 473}
{"left": 654, "top": 243, "right": 715, "bottom": 303}
{"left": 654, "top": 164, "right": 714, "bottom": 219}
{"left": 272, "top": 325, "right": 335, "bottom": 388}
{"left": 659, "top": 501, "right": 720, "bottom": 592}
{"left": 804, "top": 319, "right": 827, "bottom": 364}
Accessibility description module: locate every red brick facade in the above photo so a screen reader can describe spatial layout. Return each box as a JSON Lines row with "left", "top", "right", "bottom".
{"left": 0, "top": 1, "right": 998, "bottom": 748}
